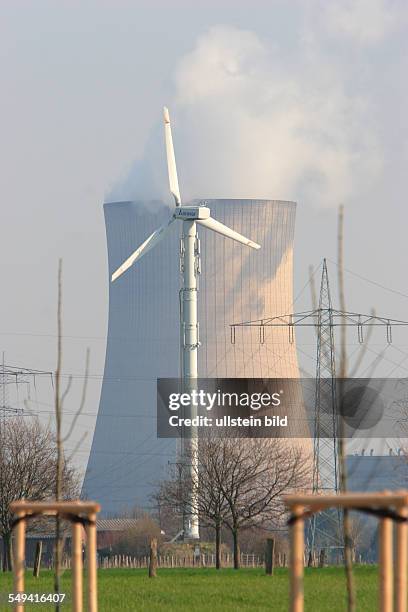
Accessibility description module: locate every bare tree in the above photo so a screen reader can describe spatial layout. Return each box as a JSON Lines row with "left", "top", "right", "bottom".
{"left": 53, "top": 259, "right": 89, "bottom": 607}
{"left": 198, "top": 436, "right": 237, "bottom": 569}
{"left": 157, "top": 435, "right": 308, "bottom": 570}
{"left": 156, "top": 436, "right": 232, "bottom": 569}
{"left": 337, "top": 204, "right": 356, "bottom": 611}
{"left": 0, "top": 417, "right": 79, "bottom": 571}
{"left": 214, "top": 438, "right": 308, "bottom": 569}
{"left": 347, "top": 513, "right": 373, "bottom": 561}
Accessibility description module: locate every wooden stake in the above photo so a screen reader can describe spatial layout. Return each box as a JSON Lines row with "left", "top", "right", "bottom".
{"left": 395, "top": 508, "right": 408, "bottom": 612}
{"left": 285, "top": 492, "right": 408, "bottom": 510}
{"left": 86, "top": 512, "right": 98, "bottom": 612}
{"left": 265, "top": 538, "right": 275, "bottom": 575}
{"left": 379, "top": 517, "right": 393, "bottom": 612}
{"left": 33, "top": 541, "right": 43, "bottom": 578}
{"left": 72, "top": 522, "right": 83, "bottom": 612}
{"left": 290, "top": 505, "right": 304, "bottom": 612}
{"left": 13, "top": 511, "right": 26, "bottom": 612}
{"left": 10, "top": 501, "right": 100, "bottom": 514}
{"left": 149, "top": 538, "right": 158, "bottom": 578}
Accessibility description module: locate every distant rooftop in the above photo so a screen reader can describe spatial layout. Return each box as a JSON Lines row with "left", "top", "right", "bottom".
{"left": 19, "top": 518, "right": 142, "bottom": 540}
{"left": 97, "top": 518, "right": 141, "bottom": 532}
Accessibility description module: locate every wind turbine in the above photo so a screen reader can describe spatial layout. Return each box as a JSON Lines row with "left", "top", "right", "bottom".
{"left": 112, "top": 107, "right": 260, "bottom": 539}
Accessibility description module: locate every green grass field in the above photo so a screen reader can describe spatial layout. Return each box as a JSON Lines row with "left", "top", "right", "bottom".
{"left": 0, "top": 566, "right": 378, "bottom": 611}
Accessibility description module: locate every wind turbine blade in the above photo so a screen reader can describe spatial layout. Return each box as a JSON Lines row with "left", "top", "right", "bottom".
{"left": 111, "top": 217, "right": 175, "bottom": 281}
{"left": 163, "top": 107, "right": 181, "bottom": 207}
{"left": 196, "top": 216, "right": 261, "bottom": 250}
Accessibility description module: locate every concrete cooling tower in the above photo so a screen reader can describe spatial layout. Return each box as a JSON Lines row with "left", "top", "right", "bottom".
{"left": 83, "top": 199, "right": 305, "bottom": 515}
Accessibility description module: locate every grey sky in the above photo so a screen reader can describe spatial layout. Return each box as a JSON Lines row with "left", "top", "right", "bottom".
{"left": 1, "top": 0, "right": 407, "bottom": 470}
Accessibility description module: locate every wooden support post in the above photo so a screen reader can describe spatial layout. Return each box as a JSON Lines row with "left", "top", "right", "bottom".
{"left": 33, "top": 541, "right": 43, "bottom": 578}
{"left": 72, "top": 522, "right": 83, "bottom": 612}
{"left": 13, "top": 511, "right": 26, "bottom": 612}
{"left": 290, "top": 505, "right": 304, "bottom": 612}
{"left": 265, "top": 538, "right": 275, "bottom": 575}
{"left": 395, "top": 508, "right": 408, "bottom": 612}
{"left": 379, "top": 517, "right": 393, "bottom": 612}
{"left": 149, "top": 538, "right": 158, "bottom": 578}
{"left": 86, "top": 512, "right": 98, "bottom": 612}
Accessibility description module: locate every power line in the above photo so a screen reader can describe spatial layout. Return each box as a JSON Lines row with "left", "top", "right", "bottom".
{"left": 0, "top": 355, "right": 52, "bottom": 418}
{"left": 326, "top": 258, "right": 408, "bottom": 301}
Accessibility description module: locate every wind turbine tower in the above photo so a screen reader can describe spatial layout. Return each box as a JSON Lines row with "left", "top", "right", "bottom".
{"left": 111, "top": 108, "right": 260, "bottom": 539}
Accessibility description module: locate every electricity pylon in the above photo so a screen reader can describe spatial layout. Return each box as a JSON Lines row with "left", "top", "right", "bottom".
{"left": 230, "top": 259, "right": 408, "bottom": 556}
{"left": 309, "top": 259, "right": 341, "bottom": 554}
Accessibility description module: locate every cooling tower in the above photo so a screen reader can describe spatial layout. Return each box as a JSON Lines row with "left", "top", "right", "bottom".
{"left": 83, "top": 199, "right": 304, "bottom": 515}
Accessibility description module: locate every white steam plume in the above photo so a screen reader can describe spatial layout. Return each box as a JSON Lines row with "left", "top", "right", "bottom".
{"left": 111, "top": 8, "right": 408, "bottom": 207}
{"left": 174, "top": 25, "right": 381, "bottom": 207}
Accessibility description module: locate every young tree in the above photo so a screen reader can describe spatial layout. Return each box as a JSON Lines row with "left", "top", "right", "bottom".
{"left": 53, "top": 259, "right": 89, "bottom": 608}
{"left": 0, "top": 417, "right": 79, "bottom": 571}
{"left": 337, "top": 206, "right": 374, "bottom": 609}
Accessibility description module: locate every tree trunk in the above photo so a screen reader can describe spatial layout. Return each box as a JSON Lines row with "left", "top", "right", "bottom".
{"left": 215, "top": 522, "right": 221, "bottom": 570}
{"left": 2, "top": 531, "right": 13, "bottom": 572}
{"left": 232, "top": 529, "right": 240, "bottom": 570}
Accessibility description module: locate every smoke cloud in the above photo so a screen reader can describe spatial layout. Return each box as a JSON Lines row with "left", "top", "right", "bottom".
{"left": 110, "top": 1, "right": 407, "bottom": 208}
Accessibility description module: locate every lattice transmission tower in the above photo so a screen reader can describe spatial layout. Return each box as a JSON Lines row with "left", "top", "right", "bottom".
{"left": 230, "top": 259, "right": 408, "bottom": 555}
{"left": 309, "top": 259, "right": 341, "bottom": 554}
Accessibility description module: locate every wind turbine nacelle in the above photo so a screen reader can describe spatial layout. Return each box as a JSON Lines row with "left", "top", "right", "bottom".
{"left": 173, "top": 206, "right": 210, "bottom": 221}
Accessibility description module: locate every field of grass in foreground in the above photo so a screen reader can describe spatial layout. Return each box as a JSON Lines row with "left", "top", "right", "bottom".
{"left": 0, "top": 566, "right": 378, "bottom": 611}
